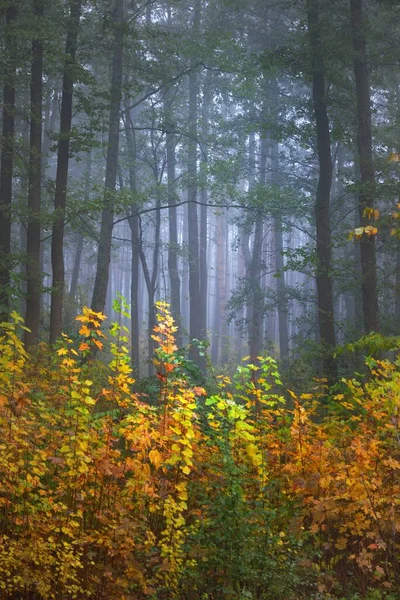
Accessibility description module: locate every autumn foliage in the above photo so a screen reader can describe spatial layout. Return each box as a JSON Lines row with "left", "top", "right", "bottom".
{"left": 0, "top": 306, "right": 400, "bottom": 599}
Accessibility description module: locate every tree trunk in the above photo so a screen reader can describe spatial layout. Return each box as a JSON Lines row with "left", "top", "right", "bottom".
{"left": 42, "top": 83, "right": 60, "bottom": 179}
{"left": 242, "top": 131, "right": 255, "bottom": 350}
{"left": 274, "top": 218, "right": 289, "bottom": 359}
{"left": 164, "top": 86, "right": 182, "bottom": 345}
{"left": 248, "top": 134, "right": 266, "bottom": 364}
{"left": 135, "top": 210, "right": 160, "bottom": 377}
{"left": 65, "top": 153, "right": 91, "bottom": 328}
{"left": 268, "top": 134, "right": 289, "bottom": 359}
{"left": 123, "top": 105, "right": 141, "bottom": 374}
{"left": 91, "top": 0, "right": 124, "bottom": 314}
{"left": 307, "top": 0, "right": 337, "bottom": 383}
{"left": 25, "top": 0, "right": 44, "bottom": 348}
{"left": 50, "top": 0, "right": 82, "bottom": 343}
{"left": 199, "top": 70, "right": 212, "bottom": 355}
{"left": 350, "top": 0, "right": 379, "bottom": 333}
{"left": 0, "top": 5, "right": 17, "bottom": 322}
{"left": 211, "top": 211, "right": 227, "bottom": 364}
{"left": 187, "top": 0, "right": 203, "bottom": 368}
{"left": 68, "top": 235, "right": 83, "bottom": 314}
{"left": 129, "top": 212, "right": 140, "bottom": 373}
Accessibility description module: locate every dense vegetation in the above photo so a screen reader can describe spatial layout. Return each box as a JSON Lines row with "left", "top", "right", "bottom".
{"left": 1, "top": 304, "right": 400, "bottom": 600}
{"left": 2, "top": 0, "right": 400, "bottom": 597}
{"left": 1, "top": 0, "right": 400, "bottom": 380}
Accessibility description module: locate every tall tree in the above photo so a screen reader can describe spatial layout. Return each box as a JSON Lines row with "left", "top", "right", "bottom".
{"left": 164, "top": 85, "right": 182, "bottom": 346}
{"left": 91, "top": 0, "right": 124, "bottom": 314}
{"left": 350, "top": 0, "right": 379, "bottom": 333}
{"left": 0, "top": 5, "right": 17, "bottom": 322}
{"left": 65, "top": 152, "right": 92, "bottom": 328}
{"left": 25, "top": 0, "right": 44, "bottom": 348}
{"left": 248, "top": 134, "right": 266, "bottom": 364}
{"left": 199, "top": 69, "right": 212, "bottom": 352}
{"left": 50, "top": 0, "right": 82, "bottom": 343}
{"left": 123, "top": 104, "right": 141, "bottom": 374}
{"left": 270, "top": 140, "right": 289, "bottom": 359}
{"left": 307, "top": 0, "right": 337, "bottom": 382}
{"left": 187, "top": 0, "right": 203, "bottom": 368}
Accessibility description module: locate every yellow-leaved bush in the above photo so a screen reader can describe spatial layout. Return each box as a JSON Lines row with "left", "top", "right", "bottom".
{"left": 0, "top": 306, "right": 400, "bottom": 599}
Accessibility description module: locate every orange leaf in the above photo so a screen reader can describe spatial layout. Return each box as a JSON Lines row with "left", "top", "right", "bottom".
{"left": 93, "top": 339, "right": 103, "bottom": 351}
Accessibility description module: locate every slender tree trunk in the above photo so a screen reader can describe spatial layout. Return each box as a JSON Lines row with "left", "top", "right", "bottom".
{"left": 199, "top": 70, "right": 212, "bottom": 352}
{"left": 181, "top": 208, "right": 189, "bottom": 341}
{"left": 350, "top": 0, "right": 379, "bottom": 333}
{"left": 187, "top": 1, "right": 203, "bottom": 368}
{"left": 50, "top": 0, "right": 82, "bottom": 343}
{"left": 0, "top": 5, "right": 17, "bottom": 322}
{"left": 123, "top": 105, "right": 141, "bottom": 374}
{"left": 25, "top": 0, "right": 44, "bottom": 348}
{"left": 136, "top": 209, "right": 160, "bottom": 377}
{"left": 307, "top": 0, "right": 337, "bottom": 383}
{"left": 91, "top": 0, "right": 124, "bottom": 314}
{"left": 242, "top": 131, "right": 255, "bottom": 348}
{"left": 273, "top": 218, "right": 289, "bottom": 359}
{"left": 42, "top": 83, "right": 59, "bottom": 178}
{"left": 248, "top": 135, "right": 266, "bottom": 364}
{"left": 19, "top": 92, "right": 30, "bottom": 320}
{"left": 221, "top": 214, "right": 230, "bottom": 365}
{"left": 164, "top": 86, "right": 182, "bottom": 345}
{"left": 242, "top": 129, "right": 263, "bottom": 365}
{"left": 149, "top": 200, "right": 161, "bottom": 372}
{"left": 211, "top": 211, "right": 227, "bottom": 364}
{"left": 129, "top": 212, "right": 140, "bottom": 373}
{"left": 68, "top": 235, "right": 83, "bottom": 311}
{"left": 269, "top": 134, "right": 289, "bottom": 359}
{"left": 65, "top": 153, "right": 91, "bottom": 327}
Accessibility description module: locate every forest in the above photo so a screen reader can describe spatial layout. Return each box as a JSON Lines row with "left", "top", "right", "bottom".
{"left": 1, "top": 0, "right": 400, "bottom": 598}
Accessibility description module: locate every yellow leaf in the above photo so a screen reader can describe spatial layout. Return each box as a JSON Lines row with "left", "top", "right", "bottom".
{"left": 79, "top": 325, "right": 91, "bottom": 336}
{"left": 388, "top": 152, "right": 400, "bottom": 162}
{"left": 149, "top": 449, "right": 162, "bottom": 469}
{"left": 364, "top": 225, "right": 378, "bottom": 236}
{"left": 57, "top": 347, "right": 68, "bottom": 356}
{"left": 354, "top": 226, "right": 364, "bottom": 238}
{"left": 246, "top": 443, "right": 256, "bottom": 457}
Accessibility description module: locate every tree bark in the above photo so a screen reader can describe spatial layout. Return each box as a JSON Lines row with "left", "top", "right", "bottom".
{"left": 199, "top": 70, "right": 212, "bottom": 353}
{"left": 211, "top": 210, "right": 227, "bottom": 364}
{"left": 91, "top": 0, "right": 124, "bottom": 314}
{"left": 25, "top": 0, "right": 44, "bottom": 348}
{"left": 65, "top": 153, "right": 91, "bottom": 328}
{"left": 0, "top": 5, "right": 17, "bottom": 322}
{"left": 129, "top": 211, "right": 140, "bottom": 373}
{"left": 50, "top": 0, "right": 82, "bottom": 343}
{"left": 136, "top": 209, "right": 160, "bottom": 377}
{"left": 248, "top": 134, "right": 266, "bottom": 365}
{"left": 123, "top": 105, "right": 140, "bottom": 374}
{"left": 241, "top": 131, "right": 255, "bottom": 350}
{"left": 273, "top": 217, "right": 289, "bottom": 359}
{"left": 307, "top": 0, "right": 337, "bottom": 383}
{"left": 187, "top": 0, "right": 203, "bottom": 368}
{"left": 268, "top": 132, "right": 289, "bottom": 359}
{"left": 350, "top": 0, "right": 379, "bottom": 333}
{"left": 164, "top": 86, "right": 182, "bottom": 345}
